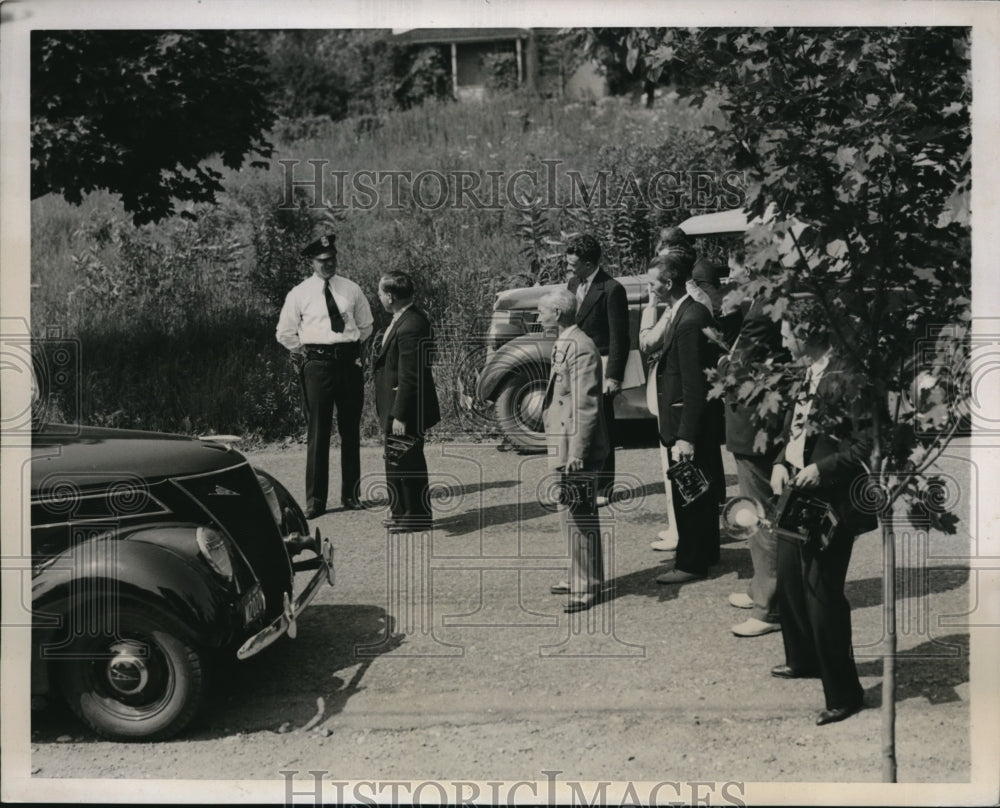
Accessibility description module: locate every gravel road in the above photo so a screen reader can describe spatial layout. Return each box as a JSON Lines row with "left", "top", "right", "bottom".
{"left": 27, "top": 437, "right": 977, "bottom": 796}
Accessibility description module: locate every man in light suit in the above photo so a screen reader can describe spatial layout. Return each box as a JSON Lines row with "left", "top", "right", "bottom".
{"left": 650, "top": 250, "right": 725, "bottom": 584}
{"left": 539, "top": 287, "right": 609, "bottom": 613}
{"left": 373, "top": 271, "right": 440, "bottom": 533}
{"left": 565, "top": 234, "right": 629, "bottom": 505}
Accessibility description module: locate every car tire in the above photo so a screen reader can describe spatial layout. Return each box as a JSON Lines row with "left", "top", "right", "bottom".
{"left": 57, "top": 607, "right": 206, "bottom": 741}
{"left": 494, "top": 370, "right": 548, "bottom": 454}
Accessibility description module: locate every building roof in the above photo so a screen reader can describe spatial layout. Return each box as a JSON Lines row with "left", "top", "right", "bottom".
{"left": 391, "top": 28, "right": 530, "bottom": 45}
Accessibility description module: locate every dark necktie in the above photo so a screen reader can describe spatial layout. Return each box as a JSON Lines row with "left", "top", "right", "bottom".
{"left": 323, "top": 281, "right": 345, "bottom": 333}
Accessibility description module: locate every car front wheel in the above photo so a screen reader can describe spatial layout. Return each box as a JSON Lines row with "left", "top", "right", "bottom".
{"left": 494, "top": 370, "right": 548, "bottom": 453}
{"left": 57, "top": 607, "right": 206, "bottom": 741}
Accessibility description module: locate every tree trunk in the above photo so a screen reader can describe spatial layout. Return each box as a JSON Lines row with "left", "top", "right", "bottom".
{"left": 882, "top": 515, "right": 898, "bottom": 782}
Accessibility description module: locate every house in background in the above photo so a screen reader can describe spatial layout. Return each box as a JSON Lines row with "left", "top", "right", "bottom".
{"left": 391, "top": 28, "right": 607, "bottom": 101}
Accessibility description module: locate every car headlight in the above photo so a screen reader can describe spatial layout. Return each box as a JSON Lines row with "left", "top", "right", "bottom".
{"left": 196, "top": 526, "right": 234, "bottom": 581}
{"left": 255, "top": 472, "right": 283, "bottom": 525}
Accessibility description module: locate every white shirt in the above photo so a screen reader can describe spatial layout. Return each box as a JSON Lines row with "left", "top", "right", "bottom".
{"left": 276, "top": 273, "right": 374, "bottom": 351}
{"left": 685, "top": 278, "right": 713, "bottom": 312}
{"left": 640, "top": 292, "right": 703, "bottom": 355}
{"left": 784, "top": 349, "right": 833, "bottom": 469}
{"left": 380, "top": 302, "right": 414, "bottom": 347}
{"left": 575, "top": 268, "right": 599, "bottom": 306}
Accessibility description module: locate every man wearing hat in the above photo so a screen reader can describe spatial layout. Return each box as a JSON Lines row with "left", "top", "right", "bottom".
{"left": 276, "top": 233, "right": 374, "bottom": 518}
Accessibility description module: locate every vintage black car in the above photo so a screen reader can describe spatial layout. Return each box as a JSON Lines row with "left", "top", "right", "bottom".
{"left": 476, "top": 210, "right": 748, "bottom": 452}
{"left": 30, "top": 423, "right": 334, "bottom": 741}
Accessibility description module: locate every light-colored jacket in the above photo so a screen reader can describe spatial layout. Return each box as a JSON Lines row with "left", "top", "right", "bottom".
{"left": 542, "top": 325, "right": 609, "bottom": 470}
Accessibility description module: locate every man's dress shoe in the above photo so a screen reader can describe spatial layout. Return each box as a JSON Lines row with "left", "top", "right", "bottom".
{"left": 770, "top": 664, "right": 818, "bottom": 679}
{"left": 655, "top": 569, "right": 704, "bottom": 584}
{"left": 342, "top": 497, "right": 363, "bottom": 510}
{"left": 564, "top": 594, "right": 600, "bottom": 613}
{"left": 550, "top": 581, "right": 571, "bottom": 594}
{"left": 305, "top": 505, "right": 325, "bottom": 519}
{"left": 816, "top": 702, "right": 863, "bottom": 726}
{"left": 387, "top": 520, "right": 434, "bottom": 533}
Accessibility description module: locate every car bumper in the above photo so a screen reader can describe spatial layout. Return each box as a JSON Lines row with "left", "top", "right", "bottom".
{"left": 235, "top": 533, "right": 334, "bottom": 660}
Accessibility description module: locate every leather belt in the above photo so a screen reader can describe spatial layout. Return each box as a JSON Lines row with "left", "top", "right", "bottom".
{"left": 303, "top": 343, "right": 360, "bottom": 361}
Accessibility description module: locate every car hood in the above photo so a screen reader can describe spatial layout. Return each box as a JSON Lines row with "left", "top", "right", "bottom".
{"left": 31, "top": 424, "right": 247, "bottom": 492}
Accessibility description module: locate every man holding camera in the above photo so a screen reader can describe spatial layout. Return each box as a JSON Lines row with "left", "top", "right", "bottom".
{"left": 769, "top": 301, "right": 875, "bottom": 726}
{"left": 539, "top": 287, "right": 609, "bottom": 613}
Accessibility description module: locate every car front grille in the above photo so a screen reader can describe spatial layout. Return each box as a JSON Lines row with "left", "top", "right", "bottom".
{"left": 173, "top": 463, "right": 292, "bottom": 618}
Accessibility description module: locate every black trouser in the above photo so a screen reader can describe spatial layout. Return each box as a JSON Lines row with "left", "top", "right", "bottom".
{"left": 302, "top": 348, "right": 363, "bottom": 510}
{"left": 596, "top": 392, "right": 617, "bottom": 497}
{"left": 384, "top": 431, "right": 431, "bottom": 525}
{"left": 671, "top": 429, "right": 723, "bottom": 576}
{"left": 777, "top": 522, "right": 864, "bottom": 710}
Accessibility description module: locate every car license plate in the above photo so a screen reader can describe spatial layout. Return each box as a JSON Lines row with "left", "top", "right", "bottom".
{"left": 242, "top": 584, "right": 266, "bottom": 624}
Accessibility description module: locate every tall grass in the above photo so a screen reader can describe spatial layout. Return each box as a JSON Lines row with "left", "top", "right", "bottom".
{"left": 30, "top": 91, "right": 728, "bottom": 444}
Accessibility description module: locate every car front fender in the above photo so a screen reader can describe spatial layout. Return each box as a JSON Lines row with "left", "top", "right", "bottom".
{"left": 475, "top": 333, "right": 555, "bottom": 403}
{"left": 32, "top": 525, "right": 252, "bottom": 657}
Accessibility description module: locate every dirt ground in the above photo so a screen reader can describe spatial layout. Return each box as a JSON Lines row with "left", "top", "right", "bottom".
{"left": 26, "top": 435, "right": 981, "bottom": 798}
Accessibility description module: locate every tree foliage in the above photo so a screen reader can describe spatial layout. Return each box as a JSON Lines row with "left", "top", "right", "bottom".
{"left": 583, "top": 27, "right": 971, "bottom": 527}
{"left": 31, "top": 30, "right": 277, "bottom": 225}
{"left": 255, "top": 30, "right": 452, "bottom": 121}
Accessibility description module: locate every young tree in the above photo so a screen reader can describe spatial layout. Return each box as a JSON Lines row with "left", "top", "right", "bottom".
{"left": 582, "top": 27, "right": 971, "bottom": 781}
{"left": 31, "top": 30, "right": 277, "bottom": 225}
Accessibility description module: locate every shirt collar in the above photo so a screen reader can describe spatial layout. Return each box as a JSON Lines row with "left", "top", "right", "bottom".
{"left": 391, "top": 302, "right": 414, "bottom": 321}
{"left": 809, "top": 349, "right": 833, "bottom": 377}
{"left": 669, "top": 292, "right": 690, "bottom": 317}
{"left": 580, "top": 268, "right": 599, "bottom": 288}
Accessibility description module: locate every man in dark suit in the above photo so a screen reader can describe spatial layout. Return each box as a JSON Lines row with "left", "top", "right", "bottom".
{"left": 565, "top": 234, "right": 629, "bottom": 505}
{"left": 649, "top": 250, "right": 725, "bottom": 584}
{"left": 539, "top": 287, "right": 609, "bottom": 612}
{"left": 769, "top": 300, "right": 875, "bottom": 726}
{"left": 373, "top": 271, "right": 440, "bottom": 532}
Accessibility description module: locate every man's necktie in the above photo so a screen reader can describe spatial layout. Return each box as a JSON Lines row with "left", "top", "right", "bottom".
{"left": 324, "top": 281, "right": 345, "bottom": 333}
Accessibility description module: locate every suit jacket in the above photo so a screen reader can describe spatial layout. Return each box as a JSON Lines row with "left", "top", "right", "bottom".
{"left": 655, "top": 296, "right": 723, "bottom": 446}
{"left": 574, "top": 269, "right": 630, "bottom": 383}
{"left": 774, "top": 357, "right": 877, "bottom": 535}
{"left": 542, "top": 325, "right": 609, "bottom": 470}
{"left": 723, "top": 297, "right": 788, "bottom": 457}
{"left": 373, "top": 306, "right": 441, "bottom": 435}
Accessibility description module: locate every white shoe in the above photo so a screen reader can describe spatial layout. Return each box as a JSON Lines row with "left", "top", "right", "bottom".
{"left": 650, "top": 531, "right": 678, "bottom": 551}
{"left": 728, "top": 592, "right": 755, "bottom": 609}
{"left": 731, "top": 618, "right": 782, "bottom": 637}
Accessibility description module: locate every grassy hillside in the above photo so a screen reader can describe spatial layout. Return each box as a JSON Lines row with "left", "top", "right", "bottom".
{"left": 30, "top": 91, "right": 728, "bottom": 444}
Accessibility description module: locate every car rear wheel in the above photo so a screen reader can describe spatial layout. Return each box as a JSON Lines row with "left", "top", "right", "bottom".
{"left": 58, "top": 607, "right": 206, "bottom": 741}
{"left": 494, "top": 371, "right": 548, "bottom": 453}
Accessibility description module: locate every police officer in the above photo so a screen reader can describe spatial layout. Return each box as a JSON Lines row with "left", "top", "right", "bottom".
{"left": 276, "top": 233, "right": 374, "bottom": 518}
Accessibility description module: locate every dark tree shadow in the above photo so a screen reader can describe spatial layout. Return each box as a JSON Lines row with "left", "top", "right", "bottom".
{"left": 432, "top": 500, "right": 552, "bottom": 536}
{"left": 846, "top": 567, "right": 969, "bottom": 609}
{"left": 603, "top": 544, "right": 753, "bottom": 604}
{"left": 857, "top": 633, "right": 969, "bottom": 705}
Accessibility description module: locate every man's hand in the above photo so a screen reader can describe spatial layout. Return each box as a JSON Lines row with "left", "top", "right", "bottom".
{"left": 604, "top": 378, "right": 622, "bottom": 396}
{"left": 792, "top": 463, "right": 821, "bottom": 488}
{"left": 770, "top": 464, "right": 789, "bottom": 496}
{"left": 391, "top": 418, "right": 407, "bottom": 436}
{"left": 565, "top": 455, "right": 584, "bottom": 472}
{"left": 671, "top": 439, "right": 694, "bottom": 462}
